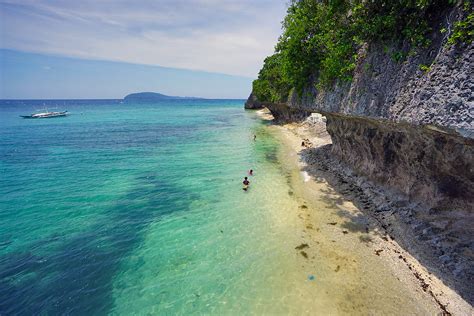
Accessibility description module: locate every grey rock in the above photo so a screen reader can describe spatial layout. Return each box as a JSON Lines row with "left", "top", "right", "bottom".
{"left": 439, "top": 254, "right": 451, "bottom": 264}
{"left": 244, "top": 92, "right": 264, "bottom": 110}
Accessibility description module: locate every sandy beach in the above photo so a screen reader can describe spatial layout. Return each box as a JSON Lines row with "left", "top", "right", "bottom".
{"left": 258, "top": 108, "right": 473, "bottom": 315}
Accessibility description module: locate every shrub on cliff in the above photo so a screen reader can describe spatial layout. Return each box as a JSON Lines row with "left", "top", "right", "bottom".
{"left": 447, "top": 1, "right": 474, "bottom": 45}
{"left": 252, "top": 0, "right": 469, "bottom": 103}
{"left": 252, "top": 53, "right": 291, "bottom": 103}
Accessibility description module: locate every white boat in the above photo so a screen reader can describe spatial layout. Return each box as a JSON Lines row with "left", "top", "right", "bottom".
{"left": 21, "top": 110, "right": 68, "bottom": 119}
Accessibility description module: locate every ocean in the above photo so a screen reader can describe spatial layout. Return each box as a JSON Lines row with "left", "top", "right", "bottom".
{"left": 0, "top": 99, "right": 301, "bottom": 314}
{"left": 0, "top": 99, "right": 438, "bottom": 315}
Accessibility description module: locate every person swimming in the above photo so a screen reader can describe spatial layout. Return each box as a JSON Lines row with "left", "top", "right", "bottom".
{"left": 248, "top": 169, "right": 254, "bottom": 176}
{"left": 243, "top": 177, "right": 250, "bottom": 191}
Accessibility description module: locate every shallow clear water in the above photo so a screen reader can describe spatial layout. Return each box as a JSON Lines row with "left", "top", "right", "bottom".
{"left": 0, "top": 100, "right": 437, "bottom": 315}
{"left": 0, "top": 100, "right": 293, "bottom": 314}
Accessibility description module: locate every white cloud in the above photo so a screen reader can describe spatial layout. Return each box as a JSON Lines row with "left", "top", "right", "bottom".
{"left": 0, "top": 0, "right": 288, "bottom": 77}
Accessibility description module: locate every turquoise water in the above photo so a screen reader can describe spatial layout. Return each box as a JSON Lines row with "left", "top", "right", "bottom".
{"left": 0, "top": 100, "right": 441, "bottom": 315}
{"left": 0, "top": 100, "right": 301, "bottom": 314}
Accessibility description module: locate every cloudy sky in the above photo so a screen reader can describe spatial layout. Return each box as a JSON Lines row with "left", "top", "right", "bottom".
{"left": 0, "top": 0, "right": 288, "bottom": 98}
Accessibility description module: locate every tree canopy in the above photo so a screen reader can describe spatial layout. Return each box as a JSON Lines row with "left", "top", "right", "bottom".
{"left": 252, "top": 0, "right": 472, "bottom": 103}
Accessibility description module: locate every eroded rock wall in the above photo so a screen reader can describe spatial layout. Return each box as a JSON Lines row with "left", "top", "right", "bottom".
{"left": 325, "top": 113, "right": 474, "bottom": 211}
{"left": 244, "top": 92, "right": 264, "bottom": 109}
{"left": 263, "top": 5, "right": 473, "bottom": 210}
{"left": 289, "top": 25, "right": 473, "bottom": 136}
{"left": 264, "top": 102, "right": 311, "bottom": 123}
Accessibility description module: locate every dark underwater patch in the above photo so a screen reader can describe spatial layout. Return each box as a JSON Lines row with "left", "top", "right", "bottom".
{"left": 0, "top": 173, "right": 198, "bottom": 315}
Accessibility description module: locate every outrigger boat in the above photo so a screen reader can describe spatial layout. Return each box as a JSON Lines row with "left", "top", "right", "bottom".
{"left": 20, "top": 110, "right": 68, "bottom": 119}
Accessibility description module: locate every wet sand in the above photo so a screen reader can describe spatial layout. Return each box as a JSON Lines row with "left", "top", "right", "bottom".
{"left": 258, "top": 108, "right": 473, "bottom": 315}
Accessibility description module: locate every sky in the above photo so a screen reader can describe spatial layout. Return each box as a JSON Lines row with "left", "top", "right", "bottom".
{"left": 0, "top": 0, "right": 288, "bottom": 99}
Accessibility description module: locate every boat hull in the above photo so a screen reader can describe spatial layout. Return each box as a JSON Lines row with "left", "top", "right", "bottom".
{"left": 20, "top": 111, "right": 68, "bottom": 119}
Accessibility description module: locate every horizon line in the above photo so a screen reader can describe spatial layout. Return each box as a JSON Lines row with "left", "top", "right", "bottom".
{"left": 0, "top": 97, "right": 247, "bottom": 101}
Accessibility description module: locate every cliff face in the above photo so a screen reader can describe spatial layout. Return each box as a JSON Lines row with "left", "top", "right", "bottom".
{"left": 325, "top": 114, "right": 473, "bottom": 210}
{"left": 290, "top": 40, "right": 473, "bottom": 137}
{"left": 262, "top": 22, "right": 473, "bottom": 212}
{"left": 257, "top": 14, "right": 474, "bottom": 302}
{"left": 244, "top": 92, "right": 264, "bottom": 109}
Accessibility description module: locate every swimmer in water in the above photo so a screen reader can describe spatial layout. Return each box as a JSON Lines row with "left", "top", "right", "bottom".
{"left": 248, "top": 169, "right": 254, "bottom": 176}
{"left": 243, "top": 177, "right": 250, "bottom": 191}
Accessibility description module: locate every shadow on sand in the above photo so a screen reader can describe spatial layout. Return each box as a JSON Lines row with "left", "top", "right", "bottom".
{"left": 299, "top": 144, "right": 473, "bottom": 306}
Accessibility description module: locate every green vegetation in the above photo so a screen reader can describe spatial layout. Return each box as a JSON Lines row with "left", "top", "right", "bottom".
{"left": 447, "top": 2, "right": 474, "bottom": 45}
{"left": 419, "top": 64, "right": 432, "bottom": 72}
{"left": 253, "top": 0, "right": 471, "bottom": 103}
{"left": 252, "top": 53, "right": 291, "bottom": 103}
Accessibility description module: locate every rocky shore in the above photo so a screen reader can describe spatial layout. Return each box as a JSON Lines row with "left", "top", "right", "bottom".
{"left": 247, "top": 9, "right": 473, "bottom": 309}
{"left": 247, "top": 3, "right": 473, "bottom": 311}
{"left": 260, "top": 108, "right": 473, "bottom": 315}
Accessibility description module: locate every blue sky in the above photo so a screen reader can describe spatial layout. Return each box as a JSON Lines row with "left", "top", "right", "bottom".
{"left": 0, "top": 0, "right": 287, "bottom": 99}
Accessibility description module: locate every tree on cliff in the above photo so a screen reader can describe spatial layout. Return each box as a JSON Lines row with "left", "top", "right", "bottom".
{"left": 252, "top": 0, "right": 473, "bottom": 104}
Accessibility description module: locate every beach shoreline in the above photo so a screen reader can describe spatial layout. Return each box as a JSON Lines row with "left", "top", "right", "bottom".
{"left": 256, "top": 108, "right": 473, "bottom": 315}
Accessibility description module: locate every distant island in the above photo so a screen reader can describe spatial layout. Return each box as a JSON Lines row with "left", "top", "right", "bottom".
{"left": 123, "top": 92, "right": 204, "bottom": 103}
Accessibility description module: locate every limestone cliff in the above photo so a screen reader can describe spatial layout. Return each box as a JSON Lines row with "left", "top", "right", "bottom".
{"left": 263, "top": 10, "right": 473, "bottom": 212}
{"left": 244, "top": 92, "right": 264, "bottom": 109}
